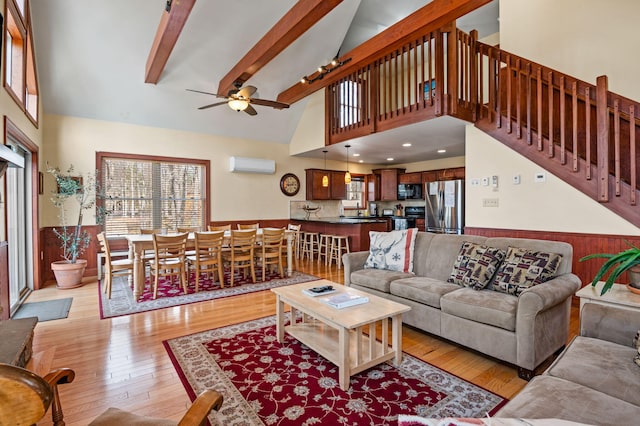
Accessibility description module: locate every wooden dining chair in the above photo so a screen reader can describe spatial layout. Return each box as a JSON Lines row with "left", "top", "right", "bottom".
{"left": 177, "top": 226, "right": 201, "bottom": 233}
{"left": 97, "top": 232, "right": 134, "bottom": 299}
{"left": 148, "top": 233, "right": 188, "bottom": 299}
{"left": 256, "top": 228, "right": 285, "bottom": 282}
{"left": 223, "top": 229, "right": 257, "bottom": 286}
{"left": 208, "top": 224, "right": 231, "bottom": 232}
{"left": 237, "top": 223, "right": 259, "bottom": 230}
{"left": 186, "top": 231, "right": 225, "bottom": 291}
{"left": 0, "top": 364, "right": 223, "bottom": 426}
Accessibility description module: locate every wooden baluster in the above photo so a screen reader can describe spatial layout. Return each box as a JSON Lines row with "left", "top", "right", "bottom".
{"left": 596, "top": 75, "right": 609, "bottom": 202}
{"left": 548, "top": 70, "right": 554, "bottom": 157}
{"left": 614, "top": 99, "right": 621, "bottom": 196}
{"left": 560, "top": 76, "right": 566, "bottom": 164}
{"left": 516, "top": 58, "right": 522, "bottom": 139}
{"left": 469, "top": 30, "right": 478, "bottom": 121}
{"left": 537, "top": 67, "right": 543, "bottom": 150}
{"left": 526, "top": 62, "right": 532, "bottom": 144}
{"left": 382, "top": 57, "right": 388, "bottom": 120}
{"left": 428, "top": 34, "right": 433, "bottom": 107}
{"left": 630, "top": 105, "right": 637, "bottom": 205}
{"left": 506, "top": 54, "right": 512, "bottom": 133}
{"left": 435, "top": 29, "right": 444, "bottom": 116}
{"left": 572, "top": 81, "right": 578, "bottom": 172}
{"left": 488, "top": 47, "right": 496, "bottom": 124}
{"left": 585, "top": 87, "right": 592, "bottom": 180}
{"left": 414, "top": 39, "right": 419, "bottom": 111}
{"left": 396, "top": 49, "right": 401, "bottom": 115}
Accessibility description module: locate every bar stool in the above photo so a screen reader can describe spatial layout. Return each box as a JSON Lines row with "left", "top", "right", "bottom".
{"left": 317, "top": 234, "right": 333, "bottom": 265}
{"left": 329, "top": 235, "right": 350, "bottom": 269}
{"left": 301, "top": 231, "right": 320, "bottom": 261}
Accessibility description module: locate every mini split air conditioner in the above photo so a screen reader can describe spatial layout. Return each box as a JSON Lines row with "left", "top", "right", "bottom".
{"left": 229, "top": 156, "right": 276, "bottom": 174}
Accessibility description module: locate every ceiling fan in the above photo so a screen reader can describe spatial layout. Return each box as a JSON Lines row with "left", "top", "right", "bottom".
{"left": 187, "top": 83, "right": 289, "bottom": 116}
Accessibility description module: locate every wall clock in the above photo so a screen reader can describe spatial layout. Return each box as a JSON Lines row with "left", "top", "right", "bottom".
{"left": 280, "top": 173, "right": 300, "bottom": 196}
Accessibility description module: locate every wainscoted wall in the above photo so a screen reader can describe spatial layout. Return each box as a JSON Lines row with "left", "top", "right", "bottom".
{"left": 465, "top": 227, "right": 640, "bottom": 288}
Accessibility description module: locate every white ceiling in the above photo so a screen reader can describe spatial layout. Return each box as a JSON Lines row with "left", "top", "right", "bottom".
{"left": 30, "top": 0, "right": 498, "bottom": 165}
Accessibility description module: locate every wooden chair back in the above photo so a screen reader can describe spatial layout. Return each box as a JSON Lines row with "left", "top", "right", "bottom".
{"left": 257, "top": 228, "right": 285, "bottom": 281}
{"left": 225, "top": 229, "right": 257, "bottom": 286}
{"left": 140, "top": 228, "right": 162, "bottom": 235}
{"left": 208, "top": 224, "right": 231, "bottom": 232}
{"left": 188, "top": 231, "right": 225, "bottom": 291}
{"left": 150, "top": 233, "right": 189, "bottom": 299}
{"left": 97, "top": 232, "right": 134, "bottom": 298}
{"left": 177, "top": 226, "right": 201, "bottom": 233}
{"left": 237, "top": 223, "right": 259, "bottom": 230}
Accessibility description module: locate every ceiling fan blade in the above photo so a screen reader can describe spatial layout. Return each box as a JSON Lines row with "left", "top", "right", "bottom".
{"left": 198, "top": 101, "right": 229, "bottom": 110}
{"left": 250, "top": 98, "right": 290, "bottom": 110}
{"left": 237, "top": 85, "right": 257, "bottom": 99}
{"left": 243, "top": 104, "right": 258, "bottom": 116}
{"left": 186, "top": 88, "right": 226, "bottom": 98}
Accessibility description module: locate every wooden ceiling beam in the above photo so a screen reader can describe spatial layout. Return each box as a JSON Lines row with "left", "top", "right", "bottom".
{"left": 145, "top": 0, "right": 197, "bottom": 84}
{"left": 277, "top": 0, "right": 491, "bottom": 105}
{"left": 216, "top": 0, "right": 343, "bottom": 96}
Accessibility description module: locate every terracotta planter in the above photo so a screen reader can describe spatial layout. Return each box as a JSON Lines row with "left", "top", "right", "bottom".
{"left": 51, "top": 259, "right": 87, "bottom": 289}
{"left": 627, "top": 265, "right": 640, "bottom": 294}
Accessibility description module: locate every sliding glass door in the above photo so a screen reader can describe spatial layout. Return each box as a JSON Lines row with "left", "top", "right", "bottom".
{"left": 5, "top": 140, "right": 33, "bottom": 313}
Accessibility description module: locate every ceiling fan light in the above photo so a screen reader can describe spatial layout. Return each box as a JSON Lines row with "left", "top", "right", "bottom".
{"left": 228, "top": 99, "right": 249, "bottom": 111}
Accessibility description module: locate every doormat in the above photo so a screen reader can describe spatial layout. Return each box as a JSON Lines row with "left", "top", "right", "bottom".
{"left": 164, "top": 314, "right": 508, "bottom": 425}
{"left": 13, "top": 298, "right": 73, "bottom": 322}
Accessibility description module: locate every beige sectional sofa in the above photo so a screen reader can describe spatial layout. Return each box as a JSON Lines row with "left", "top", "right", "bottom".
{"left": 497, "top": 303, "right": 640, "bottom": 424}
{"left": 343, "top": 232, "right": 581, "bottom": 379}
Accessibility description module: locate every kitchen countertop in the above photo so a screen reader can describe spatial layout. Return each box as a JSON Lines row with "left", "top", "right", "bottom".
{"left": 293, "top": 216, "right": 388, "bottom": 224}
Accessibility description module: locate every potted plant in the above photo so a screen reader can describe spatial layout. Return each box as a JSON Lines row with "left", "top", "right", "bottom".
{"left": 48, "top": 165, "right": 98, "bottom": 289}
{"left": 579, "top": 242, "right": 640, "bottom": 295}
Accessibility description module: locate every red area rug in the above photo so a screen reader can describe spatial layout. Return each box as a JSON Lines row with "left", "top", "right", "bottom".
{"left": 164, "top": 315, "right": 507, "bottom": 425}
{"left": 99, "top": 270, "right": 318, "bottom": 319}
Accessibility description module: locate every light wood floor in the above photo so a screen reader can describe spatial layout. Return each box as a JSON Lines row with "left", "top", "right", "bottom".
{"left": 25, "top": 258, "right": 580, "bottom": 425}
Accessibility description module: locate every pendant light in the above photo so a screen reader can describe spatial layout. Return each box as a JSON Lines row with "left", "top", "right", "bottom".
{"left": 322, "top": 150, "right": 329, "bottom": 187}
{"left": 344, "top": 144, "right": 352, "bottom": 184}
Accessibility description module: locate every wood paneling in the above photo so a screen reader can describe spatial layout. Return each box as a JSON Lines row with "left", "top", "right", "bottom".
{"left": 209, "top": 219, "right": 290, "bottom": 230}
{"left": 40, "top": 226, "right": 101, "bottom": 284}
{"left": 465, "top": 227, "right": 640, "bottom": 287}
{"left": 0, "top": 242, "right": 9, "bottom": 320}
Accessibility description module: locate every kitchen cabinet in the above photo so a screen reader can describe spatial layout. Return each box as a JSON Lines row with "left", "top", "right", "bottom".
{"left": 305, "top": 169, "right": 347, "bottom": 200}
{"left": 366, "top": 174, "right": 380, "bottom": 202}
{"left": 399, "top": 172, "right": 422, "bottom": 184}
{"left": 372, "top": 168, "right": 405, "bottom": 201}
{"left": 422, "top": 167, "right": 465, "bottom": 184}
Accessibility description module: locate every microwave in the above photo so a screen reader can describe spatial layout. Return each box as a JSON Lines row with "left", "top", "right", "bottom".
{"left": 397, "top": 184, "right": 422, "bottom": 200}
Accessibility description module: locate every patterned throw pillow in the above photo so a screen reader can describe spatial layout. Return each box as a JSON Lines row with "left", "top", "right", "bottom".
{"left": 634, "top": 330, "right": 640, "bottom": 368}
{"left": 364, "top": 228, "right": 418, "bottom": 273}
{"left": 447, "top": 242, "right": 506, "bottom": 290}
{"left": 492, "top": 246, "right": 563, "bottom": 296}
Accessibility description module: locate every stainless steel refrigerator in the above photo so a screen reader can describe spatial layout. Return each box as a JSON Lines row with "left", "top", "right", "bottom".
{"left": 425, "top": 179, "right": 464, "bottom": 234}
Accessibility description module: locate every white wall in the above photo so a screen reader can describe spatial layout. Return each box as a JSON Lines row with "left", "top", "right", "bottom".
{"left": 500, "top": 0, "right": 640, "bottom": 101}
{"left": 465, "top": 125, "right": 639, "bottom": 235}
{"left": 40, "top": 114, "right": 332, "bottom": 226}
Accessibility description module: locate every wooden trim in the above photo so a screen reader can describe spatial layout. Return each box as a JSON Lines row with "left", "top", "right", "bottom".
{"left": 217, "top": 0, "right": 342, "bottom": 96}
{"left": 144, "top": 0, "right": 197, "bottom": 84}
{"left": 465, "top": 227, "right": 640, "bottom": 288}
{"left": 4, "top": 117, "right": 41, "bottom": 290}
{"left": 277, "top": 0, "right": 492, "bottom": 105}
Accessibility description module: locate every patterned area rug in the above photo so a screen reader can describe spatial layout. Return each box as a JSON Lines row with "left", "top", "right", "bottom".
{"left": 164, "top": 315, "right": 507, "bottom": 426}
{"left": 99, "top": 271, "right": 318, "bottom": 319}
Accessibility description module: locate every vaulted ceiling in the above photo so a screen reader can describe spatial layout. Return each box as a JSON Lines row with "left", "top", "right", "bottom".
{"left": 30, "top": 0, "right": 498, "bottom": 164}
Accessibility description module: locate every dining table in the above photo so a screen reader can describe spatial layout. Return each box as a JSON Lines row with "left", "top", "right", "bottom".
{"left": 124, "top": 229, "right": 296, "bottom": 302}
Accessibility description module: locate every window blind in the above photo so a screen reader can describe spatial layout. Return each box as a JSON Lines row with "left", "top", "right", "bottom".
{"left": 100, "top": 156, "right": 206, "bottom": 235}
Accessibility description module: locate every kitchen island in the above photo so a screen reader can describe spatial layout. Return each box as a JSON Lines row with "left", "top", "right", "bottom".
{"left": 291, "top": 217, "right": 389, "bottom": 251}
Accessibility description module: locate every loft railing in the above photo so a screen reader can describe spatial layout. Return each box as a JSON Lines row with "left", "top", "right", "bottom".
{"left": 325, "top": 25, "right": 639, "bottom": 223}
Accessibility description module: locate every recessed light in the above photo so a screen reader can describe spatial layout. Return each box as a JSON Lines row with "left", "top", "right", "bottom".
{"left": 402, "top": 143, "right": 412, "bottom": 147}
{"left": 437, "top": 149, "right": 446, "bottom": 153}
{"left": 387, "top": 157, "right": 394, "bottom": 161}
{"left": 353, "top": 153, "right": 360, "bottom": 157}
{"left": 358, "top": 160, "right": 363, "bottom": 163}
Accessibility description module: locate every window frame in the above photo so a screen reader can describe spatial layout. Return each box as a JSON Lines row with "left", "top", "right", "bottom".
{"left": 3, "top": 0, "right": 39, "bottom": 127}
{"left": 96, "top": 152, "right": 211, "bottom": 236}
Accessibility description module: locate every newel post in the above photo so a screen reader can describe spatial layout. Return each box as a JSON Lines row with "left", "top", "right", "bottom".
{"left": 596, "top": 75, "right": 609, "bottom": 202}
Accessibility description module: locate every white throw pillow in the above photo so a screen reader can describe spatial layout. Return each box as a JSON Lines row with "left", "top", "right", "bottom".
{"left": 364, "top": 228, "right": 418, "bottom": 273}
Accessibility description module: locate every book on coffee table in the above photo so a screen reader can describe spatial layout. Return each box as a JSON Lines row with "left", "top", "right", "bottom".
{"left": 322, "top": 293, "right": 369, "bottom": 309}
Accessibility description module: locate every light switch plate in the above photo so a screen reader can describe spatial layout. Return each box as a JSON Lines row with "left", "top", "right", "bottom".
{"left": 534, "top": 172, "right": 546, "bottom": 183}
{"left": 513, "top": 174, "right": 521, "bottom": 185}
{"left": 482, "top": 198, "right": 499, "bottom": 207}
{"left": 471, "top": 178, "right": 480, "bottom": 187}
{"left": 482, "top": 177, "right": 489, "bottom": 186}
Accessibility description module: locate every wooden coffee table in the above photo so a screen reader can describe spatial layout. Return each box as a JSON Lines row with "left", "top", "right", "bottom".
{"left": 271, "top": 280, "right": 411, "bottom": 390}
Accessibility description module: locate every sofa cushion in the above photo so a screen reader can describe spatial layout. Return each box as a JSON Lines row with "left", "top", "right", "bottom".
{"left": 390, "top": 277, "right": 461, "bottom": 309}
{"left": 492, "top": 247, "right": 562, "bottom": 296}
{"left": 440, "top": 287, "right": 518, "bottom": 331}
{"left": 447, "top": 241, "right": 506, "bottom": 290}
{"left": 364, "top": 228, "right": 418, "bottom": 273}
{"left": 422, "top": 234, "right": 488, "bottom": 281}
{"left": 546, "top": 335, "right": 640, "bottom": 406}
{"left": 496, "top": 375, "right": 640, "bottom": 425}
{"left": 349, "top": 268, "right": 414, "bottom": 293}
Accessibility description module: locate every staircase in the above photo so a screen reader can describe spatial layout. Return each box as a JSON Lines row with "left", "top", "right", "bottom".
{"left": 324, "top": 27, "right": 640, "bottom": 228}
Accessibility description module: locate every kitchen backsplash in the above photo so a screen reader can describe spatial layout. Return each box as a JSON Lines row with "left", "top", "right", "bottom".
{"left": 290, "top": 200, "right": 424, "bottom": 219}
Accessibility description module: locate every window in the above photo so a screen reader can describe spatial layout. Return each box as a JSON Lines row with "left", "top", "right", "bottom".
{"left": 98, "top": 153, "right": 210, "bottom": 235}
{"left": 339, "top": 80, "right": 361, "bottom": 127}
{"left": 4, "top": 0, "right": 39, "bottom": 125}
